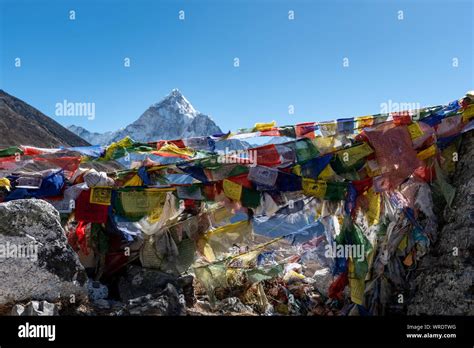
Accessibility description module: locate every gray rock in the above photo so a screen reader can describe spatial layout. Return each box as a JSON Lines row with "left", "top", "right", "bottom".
{"left": 118, "top": 265, "right": 178, "bottom": 302}
{"left": 12, "top": 300, "right": 58, "bottom": 316}
{"left": 118, "top": 265, "right": 195, "bottom": 306}
{"left": 408, "top": 131, "right": 474, "bottom": 315}
{"left": 93, "top": 299, "right": 111, "bottom": 310}
{"left": 11, "top": 304, "right": 25, "bottom": 316}
{"left": 0, "top": 199, "right": 87, "bottom": 306}
{"left": 215, "top": 297, "right": 256, "bottom": 315}
{"left": 117, "top": 283, "right": 185, "bottom": 316}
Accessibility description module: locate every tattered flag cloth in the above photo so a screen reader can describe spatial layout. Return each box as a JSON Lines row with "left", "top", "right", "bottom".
{"left": 364, "top": 123, "right": 421, "bottom": 189}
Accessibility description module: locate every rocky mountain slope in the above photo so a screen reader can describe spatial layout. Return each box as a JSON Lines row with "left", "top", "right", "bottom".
{"left": 68, "top": 89, "right": 223, "bottom": 145}
{"left": 407, "top": 131, "right": 473, "bottom": 315}
{"left": 0, "top": 90, "right": 90, "bottom": 147}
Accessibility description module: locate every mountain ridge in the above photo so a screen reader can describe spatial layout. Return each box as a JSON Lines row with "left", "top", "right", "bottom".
{"left": 68, "top": 89, "right": 223, "bottom": 145}
{"left": 0, "top": 90, "right": 90, "bottom": 147}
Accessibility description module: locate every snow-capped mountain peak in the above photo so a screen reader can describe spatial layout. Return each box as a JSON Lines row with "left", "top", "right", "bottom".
{"left": 151, "top": 88, "right": 197, "bottom": 117}
{"left": 68, "top": 89, "right": 222, "bottom": 145}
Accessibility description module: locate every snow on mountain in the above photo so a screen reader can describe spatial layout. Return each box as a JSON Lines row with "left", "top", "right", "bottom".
{"left": 68, "top": 89, "right": 223, "bottom": 145}
{"left": 66, "top": 125, "right": 115, "bottom": 146}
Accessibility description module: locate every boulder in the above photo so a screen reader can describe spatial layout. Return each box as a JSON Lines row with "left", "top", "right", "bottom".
{"left": 0, "top": 199, "right": 87, "bottom": 307}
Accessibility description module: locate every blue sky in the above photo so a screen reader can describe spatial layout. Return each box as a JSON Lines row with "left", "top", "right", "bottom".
{"left": 1, "top": 0, "right": 473, "bottom": 134}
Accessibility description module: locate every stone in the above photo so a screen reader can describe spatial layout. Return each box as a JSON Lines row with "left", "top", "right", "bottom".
{"left": 93, "top": 299, "right": 111, "bottom": 310}
{"left": 118, "top": 265, "right": 178, "bottom": 301}
{"left": 0, "top": 199, "right": 87, "bottom": 307}
{"left": 117, "top": 283, "right": 185, "bottom": 316}
{"left": 118, "top": 265, "right": 194, "bottom": 305}
{"left": 87, "top": 279, "right": 108, "bottom": 301}
{"left": 12, "top": 300, "right": 58, "bottom": 316}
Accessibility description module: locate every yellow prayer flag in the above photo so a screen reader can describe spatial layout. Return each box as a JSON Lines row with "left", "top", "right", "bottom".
{"left": 441, "top": 143, "right": 458, "bottom": 174}
{"left": 355, "top": 115, "right": 374, "bottom": 131}
{"left": 407, "top": 122, "right": 424, "bottom": 139}
{"left": 349, "top": 277, "right": 366, "bottom": 305}
{"left": 417, "top": 144, "right": 437, "bottom": 161}
{"left": 124, "top": 174, "right": 143, "bottom": 187}
{"left": 318, "top": 164, "right": 336, "bottom": 180}
{"left": 0, "top": 178, "right": 11, "bottom": 191}
{"left": 90, "top": 187, "right": 112, "bottom": 206}
{"left": 103, "top": 136, "right": 134, "bottom": 161}
{"left": 292, "top": 164, "right": 302, "bottom": 176}
{"left": 254, "top": 121, "right": 276, "bottom": 131}
{"left": 366, "top": 187, "right": 381, "bottom": 225}
{"left": 156, "top": 142, "right": 195, "bottom": 158}
{"left": 336, "top": 142, "right": 374, "bottom": 167}
{"left": 462, "top": 105, "right": 474, "bottom": 123}
{"left": 201, "top": 220, "right": 253, "bottom": 259}
{"left": 366, "top": 159, "right": 381, "bottom": 177}
{"left": 302, "top": 178, "right": 327, "bottom": 198}
{"left": 313, "top": 137, "right": 335, "bottom": 154}
{"left": 223, "top": 179, "right": 242, "bottom": 201}
{"left": 398, "top": 234, "right": 408, "bottom": 251}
